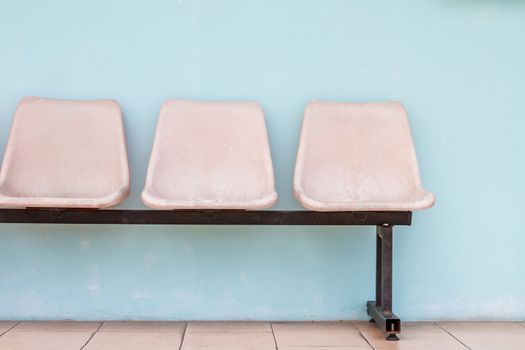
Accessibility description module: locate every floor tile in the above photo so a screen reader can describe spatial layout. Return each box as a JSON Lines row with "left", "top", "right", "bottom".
{"left": 273, "top": 322, "right": 368, "bottom": 348}
{"left": 274, "top": 331, "right": 369, "bottom": 348}
{"left": 355, "top": 320, "right": 445, "bottom": 334}
{"left": 438, "top": 321, "right": 525, "bottom": 350}
{"left": 1, "top": 320, "right": 521, "bottom": 349}
{"left": 181, "top": 331, "right": 275, "bottom": 350}
{"left": 355, "top": 321, "right": 468, "bottom": 350}
{"left": 279, "top": 345, "right": 374, "bottom": 350}
{"left": 12, "top": 321, "right": 101, "bottom": 333}
{"left": 84, "top": 331, "right": 183, "bottom": 350}
{"left": 279, "top": 347, "right": 371, "bottom": 350}
{"left": 101, "top": 321, "right": 186, "bottom": 333}
{"left": 439, "top": 321, "right": 525, "bottom": 333}
{"left": 272, "top": 321, "right": 359, "bottom": 333}
{"left": 279, "top": 348, "right": 370, "bottom": 350}
{"left": 187, "top": 321, "right": 271, "bottom": 333}
{"left": 0, "top": 321, "right": 18, "bottom": 335}
{"left": 0, "top": 331, "right": 92, "bottom": 350}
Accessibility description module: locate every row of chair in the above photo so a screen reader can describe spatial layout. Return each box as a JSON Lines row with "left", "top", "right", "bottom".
{"left": 0, "top": 97, "right": 434, "bottom": 211}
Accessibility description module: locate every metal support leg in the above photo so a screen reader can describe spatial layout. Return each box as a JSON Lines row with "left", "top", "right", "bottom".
{"left": 367, "top": 224, "right": 401, "bottom": 341}
{"left": 375, "top": 228, "right": 383, "bottom": 308}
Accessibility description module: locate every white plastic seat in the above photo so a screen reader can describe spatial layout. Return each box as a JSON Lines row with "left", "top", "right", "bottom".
{"left": 0, "top": 97, "right": 130, "bottom": 208}
{"left": 293, "top": 101, "right": 435, "bottom": 211}
{"left": 142, "top": 99, "right": 277, "bottom": 209}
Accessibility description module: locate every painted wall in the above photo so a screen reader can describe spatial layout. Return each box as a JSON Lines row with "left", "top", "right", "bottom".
{"left": 0, "top": 0, "right": 524, "bottom": 321}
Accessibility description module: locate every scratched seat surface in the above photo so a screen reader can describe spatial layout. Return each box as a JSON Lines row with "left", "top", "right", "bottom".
{"left": 142, "top": 99, "right": 277, "bottom": 209}
{"left": 293, "top": 101, "right": 435, "bottom": 211}
{"left": 0, "top": 97, "right": 130, "bottom": 208}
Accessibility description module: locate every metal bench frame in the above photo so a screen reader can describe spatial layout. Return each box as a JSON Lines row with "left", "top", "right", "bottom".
{"left": 0, "top": 208, "right": 410, "bottom": 340}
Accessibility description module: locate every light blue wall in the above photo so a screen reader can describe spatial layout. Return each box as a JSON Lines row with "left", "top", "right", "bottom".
{"left": 0, "top": 0, "right": 524, "bottom": 321}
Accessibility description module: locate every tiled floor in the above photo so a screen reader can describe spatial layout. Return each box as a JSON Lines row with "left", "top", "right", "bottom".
{"left": 0, "top": 321, "right": 524, "bottom": 349}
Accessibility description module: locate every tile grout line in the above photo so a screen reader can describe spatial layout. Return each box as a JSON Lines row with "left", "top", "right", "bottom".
{"left": 178, "top": 321, "right": 188, "bottom": 350}
{"left": 269, "top": 322, "right": 279, "bottom": 350}
{"left": 79, "top": 321, "right": 104, "bottom": 350}
{"left": 0, "top": 321, "right": 21, "bottom": 338}
{"left": 434, "top": 322, "right": 472, "bottom": 350}
{"left": 352, "top": 321, "right": 377, "bottom": 350}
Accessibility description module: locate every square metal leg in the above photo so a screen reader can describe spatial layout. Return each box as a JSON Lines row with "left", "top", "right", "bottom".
{"left": 367, "top": 224, "right": 401, "bottom": 341}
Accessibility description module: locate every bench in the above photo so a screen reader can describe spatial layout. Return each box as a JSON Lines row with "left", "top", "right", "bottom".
{"left": 0, "top": 97, "right": 434, "bottom": 341}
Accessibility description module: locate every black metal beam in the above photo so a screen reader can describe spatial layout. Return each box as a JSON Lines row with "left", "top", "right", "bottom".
{"left": 0, "top": 209, "right": 411, "bottom": 225}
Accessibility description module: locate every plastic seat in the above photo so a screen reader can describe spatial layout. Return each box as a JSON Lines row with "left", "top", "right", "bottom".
{"left": 293, "top": 101, "right": 435, "bottom": 211}
{"left": 0, "top": 97, "right": 130, "bottom": 208}
{"left": 142, "top": 99, "right": 277, "bottom": 209}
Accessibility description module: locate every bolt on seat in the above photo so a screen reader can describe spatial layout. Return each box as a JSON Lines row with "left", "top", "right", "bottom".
{"left": 142, "top": 99, "right": 278, "bottom": 210}
{"left": 294, "top": 101, "right": 435, "bottom": 211}
{"left": 0, "top": 97, "right": 130, "bottom": 209}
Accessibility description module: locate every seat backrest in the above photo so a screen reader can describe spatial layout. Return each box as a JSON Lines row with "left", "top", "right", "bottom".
{"left": 142, "top": 99, "right": 277, "bottom": 209}
{"left": 294, "top": 101, "right": 434, "bottom": 211}
{"left": 0, "top": 97, "right": 129, "bottom": 208}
